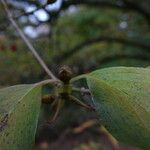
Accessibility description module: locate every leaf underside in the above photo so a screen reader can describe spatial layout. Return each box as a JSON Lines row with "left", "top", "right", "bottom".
{"left": 86, "top": 67, "right": 150, "bottom": 150}
{"left": 0, "top": 84, "right": 41, "bottom": 150}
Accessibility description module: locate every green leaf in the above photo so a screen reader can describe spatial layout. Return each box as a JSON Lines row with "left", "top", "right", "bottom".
{"left": 0, "top": 84, "right": 42, "bottom": 150}
{"left": 86, "top": 67, "right": 150, "bottom": 150}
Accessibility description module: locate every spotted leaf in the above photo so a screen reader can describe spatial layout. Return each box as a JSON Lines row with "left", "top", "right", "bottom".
{"left": 0, "top": 84, "right": 41, "bottom": 150}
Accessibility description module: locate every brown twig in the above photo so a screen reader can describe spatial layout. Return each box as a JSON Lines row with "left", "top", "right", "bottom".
{"left": 49, "top": 98, "right": 63, "bottom": 123}
{"left": 1, "top": 0, "right": 58, "bottom": 80}
{"left": 69, "top": 95, "right": 96, "bottom": 111}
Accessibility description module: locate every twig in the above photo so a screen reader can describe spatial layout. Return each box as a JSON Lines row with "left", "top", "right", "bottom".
{"left": 49, "top": 98, "right": 63, "bottom": 123}
{"left": 35, "top": 79, "right": 60, "bottom": 86}
{"left": 72, "top": 87, "right": 91, "bottom": 95}
{"left": 69, "top": 95, "right": 96, "bottom": 111}
{"left": 72, "top": 119, "right": 97, "bottom": 134}
{"left": 1, "top": 0, "right": 57, "bottom": 80}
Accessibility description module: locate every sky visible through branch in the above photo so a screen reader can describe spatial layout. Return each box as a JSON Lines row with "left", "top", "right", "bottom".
{"left": 12, "top": 0, "right": 63, "bottom": 38}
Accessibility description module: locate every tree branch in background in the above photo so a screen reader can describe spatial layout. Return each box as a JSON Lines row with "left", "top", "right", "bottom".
{"left": 98, "top": 53, "right": 150, "bottom": 65}
{"left": 53, "top": 35, "right": 150, "bottom": 63}
{"left": 1, "top": 0, "right": 58, "bottom": 80}
{"left": 122, "top": 0, "right": 150, "bottom": 22}
{"left": 70, "top": 54, "right": 150, "bottom": 75}
{"left": 62, "top": 0, "right": 150, "bottom": 24}
{"left": 12, "top": 0, "right": 150, "bottom": 24}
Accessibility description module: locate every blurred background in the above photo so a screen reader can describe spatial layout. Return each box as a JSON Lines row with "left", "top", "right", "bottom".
{"left": 0, "top": 0, "right": 149, "bottom": 149}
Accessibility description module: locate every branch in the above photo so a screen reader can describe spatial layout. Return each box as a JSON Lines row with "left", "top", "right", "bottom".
{"left": 98, "top": 53, "right": 150, "bottom": 65}
{"left": 69, "top": 95, "right": 96, "bottom": 111}
{"left": 1, "top": 0, "right": 58, "bottom": 80}
{"left": 72, "top": 53, "right": 150, "bottom": 75}
{"left": 122, "top": 0, "right": 150, "bottom": 21}
{"left": 53, "top": 35, "right": 150, "bottom": 63}
{"left": 62, "top": 0, "right": 150, "bottom": 23}
{"left": 11, "top": 0, "right": 150, "bottom": 24}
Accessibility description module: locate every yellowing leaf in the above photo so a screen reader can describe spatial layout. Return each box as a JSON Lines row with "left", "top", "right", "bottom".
{"left": 0, "top": 84, "right": 42, "bottom": 150}
{"left": 86, "top": 67, "right": 150, "bottom": 150}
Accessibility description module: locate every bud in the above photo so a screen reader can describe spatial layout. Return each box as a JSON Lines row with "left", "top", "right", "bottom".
{"left": 58, "top": 65, "right": 72, "bottom": 84}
